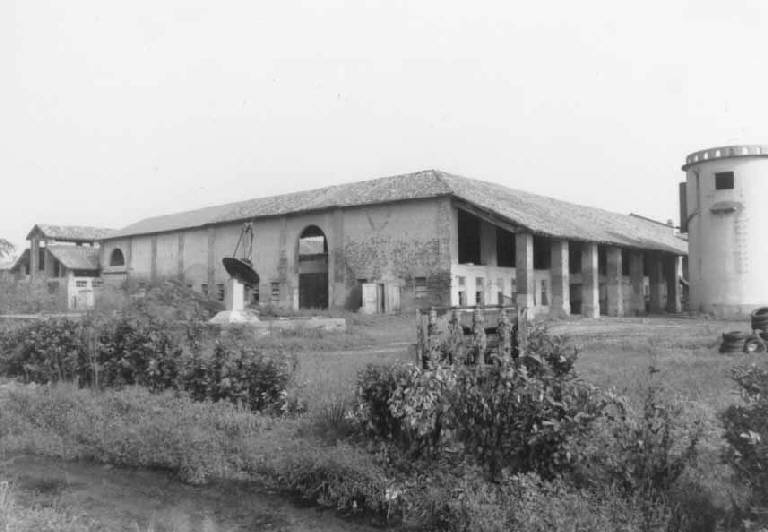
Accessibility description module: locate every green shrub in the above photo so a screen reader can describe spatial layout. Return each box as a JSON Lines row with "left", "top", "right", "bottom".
{"left": 178, "top": 342, "right": 296, "bottom": 414}
{"left": 570, "top": 372, "right": 700, "bottom": 491}
{"left": 722, "top": 363, "right": 768, "bottom": 523}
{"left": 0, "top": 315, "right": 295, "bottom": 414}
{"left": 356, "top": 336, "right": 602, "bottom": 478}
{"left": 0, "top": 319, "right": 86, "bottom": 384}
{"left": 451, "top": 363, "right": 600, "bottom": 479}
{"left": 355, "top": 363, "right": 412, "bottom": 442}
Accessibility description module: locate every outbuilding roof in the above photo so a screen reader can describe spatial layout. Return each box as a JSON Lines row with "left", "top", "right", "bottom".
{"left": 47, "top": 246, "right": 100, "bottom": 271}
{"left": 27, "top": 224, "right": 114, "bottom": 242}
{"left": 105, "top": 170, "right": 687, "bottom": 255}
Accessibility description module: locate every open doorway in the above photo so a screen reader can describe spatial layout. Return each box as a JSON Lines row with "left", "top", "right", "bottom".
{"left": 298, "top": 225, "right": 329, "bottom": 309}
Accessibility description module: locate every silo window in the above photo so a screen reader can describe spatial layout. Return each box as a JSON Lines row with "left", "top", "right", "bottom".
{"left": 715, "top": 172, "right": 734, "bottom": 190}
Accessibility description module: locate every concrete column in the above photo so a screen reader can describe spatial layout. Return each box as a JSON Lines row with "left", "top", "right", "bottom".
{"left": 550, "top": 240, "right": 570, "bottom": 317}
{"left": 648, "top": 252, "right": 665, "bottom": 313}
{"left": 629, "top": 251, "right": 645, "bottom": 315}
{"left": 665, "top": 254, "right": 682, "bottom": 313}
{"left": 515, "top": 232, "right": 534, "bottom": 311}
{"left": 606, "top": 246, "right": 623, "bottom": 317}
{"left": 581, "top": 242, "right": 599, "bottom": 318}
{"left": 30, "top": 237, "right": 39, "bottom": 280}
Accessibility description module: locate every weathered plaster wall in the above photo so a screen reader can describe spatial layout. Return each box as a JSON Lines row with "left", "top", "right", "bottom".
{"left": 684, "top": 156, "right": 768, "bottom": 317}
{"left": 181, "top": 229, "right": 208, "bottom": 287}
{"left": 155, "top": 233, "right": 179, "bottom": 278}
{"left": 343, "top": 197, "right": 451, "bottom": 308}
{"left": 102, "top": 197, "right": 449, "bottom": 310}
{"left": 129, "top": 238, "right": 153, "bottom": 279}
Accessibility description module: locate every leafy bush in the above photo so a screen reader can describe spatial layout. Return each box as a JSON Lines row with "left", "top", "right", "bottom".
{"left": 179, "top": 342, "right": 295, "bottom": 414}
{"left": 356, "top": 363, "right": 412, "bottom": 442}
{"left": 722, "top": 363, "right": 768, "bottom": 523}
{"left": 356, "top": 333, "right": 601, "bottom": 478}
{"left": 452, "top": 363, "right": 600, "bottom": 479}
{"left": 568, "top": 372, "right": 700, "bottom": 498}
{"left": 0, "top": 319, "right": 86, "bottom": 384}
{"left": 0, "top": 315, "right": 295, "bottom": 414}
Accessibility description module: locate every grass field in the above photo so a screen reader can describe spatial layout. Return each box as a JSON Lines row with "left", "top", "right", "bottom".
{"left": 293, "top": 313, "right": 756, "bottom": 417}
{"left": 1, "top": 312, "right": 762, "bottom": 530}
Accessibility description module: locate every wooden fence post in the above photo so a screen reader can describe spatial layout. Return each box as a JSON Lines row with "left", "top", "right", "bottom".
{"left": 498, "top": 308, "right": 512, "bottom": 363}
{"left": 415, "top": 309, "right": 424, "bottom": 365}
{"left": 447, "top": 307, "right": 462, "bottom": 365}
{"left": 517, "top": 307, "right": 528, "bottom": 357}
{"left": 426, "top": 306, "right": 438, "bottom": 369}
{"left": 472, "top": 307, "right": 486, "bottom": 365}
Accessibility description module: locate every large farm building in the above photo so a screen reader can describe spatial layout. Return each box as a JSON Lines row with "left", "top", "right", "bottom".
{"left": 11, "top": 170, "right": 687, "bottom": 316}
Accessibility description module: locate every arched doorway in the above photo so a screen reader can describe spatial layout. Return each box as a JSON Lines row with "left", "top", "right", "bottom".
{"left": 110, "top": 248, "right": 125, "bottom": 267}
{"left": 298, "top": 225, "right": 329, "bottom": 309}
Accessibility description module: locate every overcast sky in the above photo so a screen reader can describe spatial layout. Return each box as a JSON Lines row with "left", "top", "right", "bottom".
{"left": 2, "top": 0, "right": 767, "bottom": 252}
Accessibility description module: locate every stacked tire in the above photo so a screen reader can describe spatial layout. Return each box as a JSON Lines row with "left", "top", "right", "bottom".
{"left": 720, "top": 331, "right": 749, "bottom": 354}
{"left": 751, "top": 307, "right": 768, "bottom": 334}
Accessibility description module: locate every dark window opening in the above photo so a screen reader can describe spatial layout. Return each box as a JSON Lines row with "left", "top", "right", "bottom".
{"left": 475, "top": 277, "right": 484, "bottom": 305}
{"left": 598, "top": 246, "right": 607, "bottom": 276}
{"left": 533, "top": 236, "right": 550, "bottom": 270}
{"left": 715, "top": 171, "right": 734, "bottom": 190}
{"left": 458, "top": 291, "right": 466, "bottom": 306}
{"left": 458, "top": 209, "right": 482, "bottom": 265}
{"left": 248, "top": 284, "right": 259, "bottom": 305}
{"left": 496, "top": 229, "right": 516, "bottom": 267}
{"left": 642, "top": 254, "right": 649, "bottom": 276}
{"left": 541, "top": 280, "right": 549, "bottom": 306}
{"left": 201, "top": 283, "right": 209, "bottom": 297}
{"left": 217, "top": 283, "right": 225, "bottom": 302}
{"left": 621, "top": 249, "right": 630, "bottom": 276}
{"left": 109, "top": 248, "right": 125, "bottom": 267}
{"left": 414, "top": 277, "right": 427, "bottom": 298}
{"left": 38, "top": 248, "right": 45, "bottom": 271}
{"left": 270, "top": 282, "right": 280, "bottom": 303}
{"left": 569, "top": 244, "right": 581, "bottom": 274}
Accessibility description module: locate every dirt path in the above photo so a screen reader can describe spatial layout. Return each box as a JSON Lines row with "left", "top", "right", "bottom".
{"left": 2, "top": 455, "right": 378, "bottom": 532}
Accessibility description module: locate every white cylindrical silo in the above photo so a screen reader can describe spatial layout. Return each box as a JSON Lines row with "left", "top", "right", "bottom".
{"left": 681, "top": 145, "right": 768, "bottom": 318}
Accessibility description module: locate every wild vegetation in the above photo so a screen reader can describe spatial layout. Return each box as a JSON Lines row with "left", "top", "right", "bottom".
{"left": 0, "top": 285, "right": 765, "bottom": 530}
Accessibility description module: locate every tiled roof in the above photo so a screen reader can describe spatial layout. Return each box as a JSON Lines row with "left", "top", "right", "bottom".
{"left": 105, "top": 170, "right": 687, "bottom": 254}
{"left": 47, "top": 246, "right": 100, "bottom": 271}
{"left": 27, "top": 224, "right": 114, "bottom": 242}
